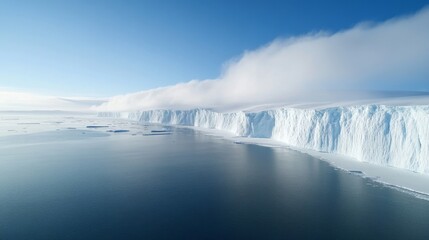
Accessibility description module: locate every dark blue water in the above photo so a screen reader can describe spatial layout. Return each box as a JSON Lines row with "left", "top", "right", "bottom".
{"left": 1, "top": 127, "right": 429, "bottom": 239}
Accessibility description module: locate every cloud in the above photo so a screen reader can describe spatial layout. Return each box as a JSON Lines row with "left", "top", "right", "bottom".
{"left": 2, "top": 8, "right": 428, "bottom": 112}
{"left": 0, "top": 90, "right": 105, "bottom": 111}
{"left": 95, "top": 7, "right": 429, "bottom": 112}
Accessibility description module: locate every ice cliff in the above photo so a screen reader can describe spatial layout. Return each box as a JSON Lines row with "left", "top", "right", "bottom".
{"left": 98, "top": 105, "right": 429, "bottom": 173}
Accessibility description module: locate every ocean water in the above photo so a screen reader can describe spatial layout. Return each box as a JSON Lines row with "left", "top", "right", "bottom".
{"left": 1, "top": 124, "right": 429, "bottom": 239}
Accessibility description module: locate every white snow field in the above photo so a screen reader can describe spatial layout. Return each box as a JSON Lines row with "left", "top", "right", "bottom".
{"left": 98, "top": 102, "right": 429, "bottom": 197}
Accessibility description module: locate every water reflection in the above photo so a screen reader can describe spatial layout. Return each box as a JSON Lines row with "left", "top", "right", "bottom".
{"left": 0, "top": 127, "right": 428, "bottom": 239}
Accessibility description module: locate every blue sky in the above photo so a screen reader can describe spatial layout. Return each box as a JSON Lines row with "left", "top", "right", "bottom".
{"left": 1, "top": 0, "right": 429, "bottom": 97}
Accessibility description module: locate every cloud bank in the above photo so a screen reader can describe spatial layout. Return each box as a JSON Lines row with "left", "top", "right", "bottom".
{"left": 96, "top": 7, "right": 429, "bottom": 112}
{"left": 0, "top": 90, "right": 105, "bottom": 112}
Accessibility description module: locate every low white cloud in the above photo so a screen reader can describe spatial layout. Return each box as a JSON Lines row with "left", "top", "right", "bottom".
{"left": 96, "top": 7, "right": 429, "bottom": 112}
{"left": 0, "top": 90, "right": 105, "bottom": 111}
{"left": 2, "top": 8, "right": 428, "bottom": 112}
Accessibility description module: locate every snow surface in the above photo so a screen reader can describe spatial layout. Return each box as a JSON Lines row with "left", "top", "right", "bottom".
{"left": 98, "top": 105, "right": 429, "bottom": 174}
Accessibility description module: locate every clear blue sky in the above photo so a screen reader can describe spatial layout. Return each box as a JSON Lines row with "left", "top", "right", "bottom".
{"left": 1, "top": 0, "right": 428, "bottom": 97}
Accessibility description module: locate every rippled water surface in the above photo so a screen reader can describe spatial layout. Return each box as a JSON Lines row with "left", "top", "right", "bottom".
{"left": 1, "top": 123, "right": 429, "bottom": 239}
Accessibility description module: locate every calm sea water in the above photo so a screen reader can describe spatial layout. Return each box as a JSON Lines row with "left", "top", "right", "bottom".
{"left": 1, "top": 127, "right": 429, "bottom": 239}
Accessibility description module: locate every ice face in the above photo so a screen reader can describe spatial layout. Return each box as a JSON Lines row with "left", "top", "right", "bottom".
{"left": 98, "top": 105, "right": 429, "bottom": 173}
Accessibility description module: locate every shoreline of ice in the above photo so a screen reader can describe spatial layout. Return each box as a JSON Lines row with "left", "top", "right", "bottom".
{"left": 179, "top": 125, "right": 429, "bottom": 199}
{"left": 99, "top": 105, "right": 429, "bottom": 173}
{"left": 97, "top": 105, "right": 429, "bottom": 197}
{"left": 1, "top": 111, "right": 428, "bottom": 198}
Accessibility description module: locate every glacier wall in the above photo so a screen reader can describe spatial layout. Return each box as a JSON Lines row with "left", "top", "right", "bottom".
{"left": 98, "top": 105, "right": 429, "bottom": 173}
